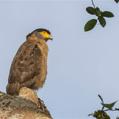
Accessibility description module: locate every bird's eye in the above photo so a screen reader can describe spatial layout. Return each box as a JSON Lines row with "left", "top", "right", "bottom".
{"left": 43, "top": 31, "right": 46, "bottom": 33}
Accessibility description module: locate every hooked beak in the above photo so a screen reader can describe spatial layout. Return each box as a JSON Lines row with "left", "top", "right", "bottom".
{"left": 49, "top": 35, "right": 53, "bottom": 40}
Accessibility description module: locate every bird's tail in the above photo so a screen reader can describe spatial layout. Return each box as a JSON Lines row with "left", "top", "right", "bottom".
{"left": 6, "top": 82, "right": 20, "bottom": 95}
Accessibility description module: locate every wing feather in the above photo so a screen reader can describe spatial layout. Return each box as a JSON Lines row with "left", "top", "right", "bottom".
{"left": 8, "top": 41, "right": 42, "bottom": 87}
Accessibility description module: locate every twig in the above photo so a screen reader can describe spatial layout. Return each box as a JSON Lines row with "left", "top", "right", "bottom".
{"left": 91, "top": 0, "right": 96, "bottom": 8}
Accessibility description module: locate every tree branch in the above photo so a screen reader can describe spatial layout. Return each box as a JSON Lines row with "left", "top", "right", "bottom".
{"left": 0, "top": 87, "right": 52, "bottom": 119}
{"left": 91, "top": 0, "right": 96, "bottom": 8}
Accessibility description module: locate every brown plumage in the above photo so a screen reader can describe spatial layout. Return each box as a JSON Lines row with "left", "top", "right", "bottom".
{"left": 6, "top": 28, "right": 52, "bottom": 95}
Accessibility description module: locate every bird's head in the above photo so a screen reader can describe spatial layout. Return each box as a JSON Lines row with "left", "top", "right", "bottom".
{"left": 27, "top": 28, "right": 53, "bottom": 42}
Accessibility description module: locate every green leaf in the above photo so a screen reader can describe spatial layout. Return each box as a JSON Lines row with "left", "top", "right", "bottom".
{"left": 93, "top": 110, "right": 110, "bottom": 119}
{"left": 98, "top": 16, "right": 106, "bottom": 27}
{"left": 102, "top": 11, "right": 114, "bottom": 18}
{"left": 86, "top": 7, "right": 96, "bottom": 15}
{"left": 101, "top": 101, "right": 117, "bottom": 110}
{"left": 95, "top": 7, "right": 102, "bottom": 17}
{"left": 84, "top": 19, "right": 97, "bottom": 31}
{"left": 115, "top": 0, "right": 119, "bottom": 3}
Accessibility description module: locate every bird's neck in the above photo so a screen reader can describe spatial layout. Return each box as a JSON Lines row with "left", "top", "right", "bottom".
{"left": 27, "top": 35, "right": 48, "bottom": 54}
{"left": 27, "top": 35, "right": 46, "bottom": 44}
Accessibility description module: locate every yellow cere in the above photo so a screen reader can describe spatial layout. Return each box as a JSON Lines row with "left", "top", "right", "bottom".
{"left": 39, "top": 31, "right": 51, "bottom": 39}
